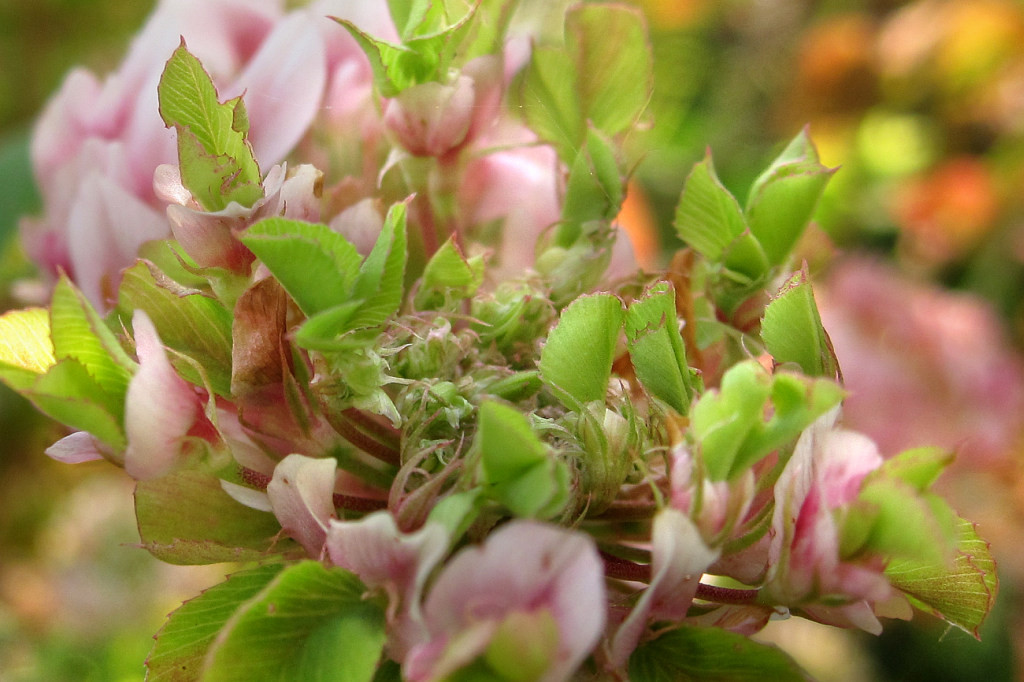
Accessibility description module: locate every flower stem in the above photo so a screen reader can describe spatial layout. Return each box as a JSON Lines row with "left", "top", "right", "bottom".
{"left": 693, "top": 583, "right": 760, "bottom": 605}
{"left": 600, "top": 551, "right": 651, "bottom": 583}
{"left": 600, "top": 551, "right": 761, "bottom": 605}
{"left": 328, "top": 411, "right": 402, "bottom": 466}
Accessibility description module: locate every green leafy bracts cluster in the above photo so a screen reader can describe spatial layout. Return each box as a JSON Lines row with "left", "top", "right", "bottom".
{"left": 0, "top": 2, "right": 998, "bottom": 680}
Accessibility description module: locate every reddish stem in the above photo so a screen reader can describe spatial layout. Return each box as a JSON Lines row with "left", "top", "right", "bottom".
{"left": 329, "top": 414, "right": 402, "bottom": 466}
{"left": 693, "top": 582, "right": 761, "bottom": 605}
{"left": 332, "top": 493, "right": 388, "bottom": 513}
{"left": 601, "top": 551, "right": 762, "bottom": 605}
{"left": 601, "top": 551, "right": 652, "bottom": 583}
{"left": 595, "top": 500, "right": 659, "bottom": 521}
{"left": 342, "top": 408, "right": 401, "bottom": 447}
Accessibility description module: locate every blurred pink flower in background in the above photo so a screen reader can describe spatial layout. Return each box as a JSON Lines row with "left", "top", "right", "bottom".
{"left": 818, "top": 257, "right": 1024, "bottom": 470}
{"left": 20, "top": 0, "right": 391, "bottom": 308}
{"left": 818, "top": 256, "right": 1024, "bottom": 593}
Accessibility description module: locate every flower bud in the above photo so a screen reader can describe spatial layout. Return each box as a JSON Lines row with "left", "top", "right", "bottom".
{"left": 384, "top": 76, "right": 475, "bottom": 157}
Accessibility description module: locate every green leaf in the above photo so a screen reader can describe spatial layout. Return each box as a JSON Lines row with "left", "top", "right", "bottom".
{"left": 117, "top": 261, "right": 233, "bottom": 397}
{"left": 335, "top": 9, "right": 475, "bottom": 98}
{"left": 691, "top": 361, "right": 771, "bottom": 481}
{"left": 335, "top": 20, "right": 422, "bottom": 98}
{"left": 565, "top": 3, "right": 651, "bottom": 137}
{"left": 560, "top": 127, "right": 624, "bottom": 228}
{"left": 737, "top": 372, "right": 844, "bottom": 466}
{"left": 479, "top": 401, "right": 548, "bottom": 479}
{"left": 26, "top": 358, "right": 127, "bottom": 449}
{"left": 292, "top": 203, "right": 409, "bottom": 350}
{"left": 513, "top": 3, "right": 651, "bottom": 160}
{"left": 511, "top": 45, "right": 583, "bottom": 160}
{"left": 0, "top": 288, "right": 125, "bottom": 451}
{"left": 477, "top": 400, "right": 569, "bottom": 518}
{"left": 454, "top": 0, "right": 519, "bottom": 60}
{"left": 629, "top": 626, "right": 811, "bottom": 682}
{"left": 294, "top": 301, "right": 366, "bottom": 352}
{"left": 0, "top": 307, "right": 55, "bottom": 390}
{"left": 415, "top": 236, "right": 485, "bottom": 308}
{"left": 135, "top": 468, "right": 293, "bottom": 564}
{"left": 745, "top": 130, "right": 835, "bottom": 266}
{"left": 482, "top": 370, "right": 542, "bottom": 402}
{"left": 692, "top": 361, "right": 843, "bottom": 481}
{"left": 875, "top": 446, "right": 954, "bottom": 491}
{"left": 146, "top": 564, "right": 285, "bottom": 682}
{"left": 240, "top": 218, "right": 363, "bottom": 316}
{"left": 886, "top": 516, "right": 999, "bottom": 639}
{"left": 388, "top": 0, "right": 438, "bottom": 39}
{"left": 158, "top": 41, "right": 262, "bottom": 211}
{"left": 347, "top": 201, "right": 408, "bottom": 329}
{"left": 136, "top": 239, "right": 210, "bottom": 290}
{"left": 50, "top": 275, "right": 135, "bottom": 401}
{"left": 761, "top": 268, "right": 839, "bottom": 378}
{"left": 427, "top": 488, "right": 484, "bottom": 541}
{"left": 674, "top": 154, "right": 768, "bottom": 279}
{"left": 625, "top": 281, "right": 693, "bottom": 413}
{"left": 851, "top": 477, "right": 957, "bottom": 563}
{"left": 539, "top": 293, "right": 623, "bottom": 406}
{"left": 202, "top": 562, "right": 386, "bottom": 682}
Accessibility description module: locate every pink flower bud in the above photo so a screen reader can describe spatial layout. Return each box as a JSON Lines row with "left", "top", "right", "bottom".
{"left": 384, "top": 77, "right": 475, "bottom": 157}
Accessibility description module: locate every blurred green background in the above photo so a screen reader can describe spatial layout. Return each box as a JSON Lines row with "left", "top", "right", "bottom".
{"left": 1, "top": 0, "right": 1022, "bottom": 680}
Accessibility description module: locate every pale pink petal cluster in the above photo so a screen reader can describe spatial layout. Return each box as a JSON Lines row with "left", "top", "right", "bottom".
{"left": 670, "top": 445, "right": 757, "bottom": 545}
{"left": 765, "top": 410, "right": 908, "bottom": 633}
{"left": 155, "top": 163, "right": 323, "bottom": 271}
{"left": 265, "top": 453, "right": 339, "bottom": 558}
{"left": 404, "top": 521, "right": 606, "bottom": 681}
{"left": 22, "top": 0, "right": 388, "bottom": 308}
{"left": 607, "top": 509, "right": 719, "bottom": 668}
{"left": 327, "top": 512, "right": 449, "bottom": 658}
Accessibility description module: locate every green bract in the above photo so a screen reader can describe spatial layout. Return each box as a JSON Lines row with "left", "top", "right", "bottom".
{"left": 512, "top": 3, "right": 652, "bottom": 161}
{"left": 625, "top": 281, "right": 695, "bottom": 414}
{"left": 539, "top": 292, "right": 623, "bottom": 407}
{"left": 761, "top": 268, "right": 840, "bottom": 378}
{"left": 477, "top": 400, "right": 570, "bottom": 518}
{"left": 158, "top": 41, "right": 263, "bottom": 211}
{"left": 691, "top": 360, "right": 844, "bottom": 481}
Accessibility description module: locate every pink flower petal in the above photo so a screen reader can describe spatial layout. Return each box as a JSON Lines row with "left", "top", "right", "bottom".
{"left": 266, "top": 453, "right": 337, "bottom": 557}
{"left": 220, "top": 479, "right": 273, "bottom": 512}
{"left": 228, "top": 11, "right": 327, "bottom": 167}
{"left": 45, "top": 431, "right": 105, "bottom": 464}
{"left": 166, "top": 204, "right": 252, "bottom": 272}
{"left": 327, "top": 512, "right": 449, "bottom": 656}
{"left": 67, "top": 173, "right": 170, "bottom": 306}
{"left": 384, "top": 77, "right": 475, "bottom": 157}
{"left": 124, "top": 310, "right": 200, "bottom": 480}
{"left": 608, "top": 509, "right": 718, "bottom": 668}
{"left": 410, "top": 521, "right": 605, "bottom": 682}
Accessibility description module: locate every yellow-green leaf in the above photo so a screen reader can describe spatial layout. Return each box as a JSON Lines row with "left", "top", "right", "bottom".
{"left": 0, "top": 307, "right": 55, "bottom": 388}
